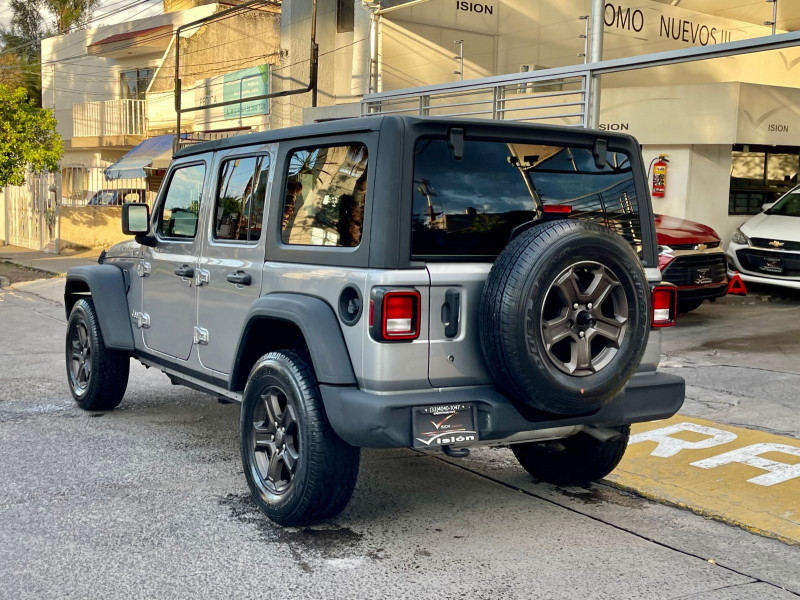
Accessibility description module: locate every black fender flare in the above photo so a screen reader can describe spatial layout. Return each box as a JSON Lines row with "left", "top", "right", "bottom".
{"left": 64, "top": 265, "right": 135, "bottom": 351}
{"left": 232, "top": 294, "right": 357, "bottom": 388}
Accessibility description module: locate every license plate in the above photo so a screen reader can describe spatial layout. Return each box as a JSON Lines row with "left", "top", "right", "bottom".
{"left": 760, "top": 257, "right": 784, "bottom": 274}
{"left": 693, "top": 266, "right": 713, "bottom": 285}
{"left": 412, "top": 403, "right": 478, "bottom": 449}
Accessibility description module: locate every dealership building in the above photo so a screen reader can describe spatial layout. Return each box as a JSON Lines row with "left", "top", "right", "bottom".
{"left": 276, "top": 0, "right": 800, "bottom": 241}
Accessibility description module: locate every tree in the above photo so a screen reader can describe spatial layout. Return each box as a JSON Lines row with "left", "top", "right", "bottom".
{"left": 0, "top": 0, "right": 100, "bottom": 103}
{"left": 0, "top": 53, "right": 27, "bottom": 90}
{"left": 0, "top": 84, "right": 62, "bottom": 187}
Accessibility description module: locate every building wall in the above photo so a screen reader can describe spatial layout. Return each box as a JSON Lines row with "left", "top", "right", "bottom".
{"left": 0, "top": 189, "right": 6, "bottom": 245}
{"left": 642, "top": 146, "right": 693, "bottom": 221}
{"left": 58, "top": 206, "right": 129, "bottom": 250}
{"left": 686, "top": 145, "right": 747, "bottom": 242}
{"left": 147, "top": 6, "right": 280, "bottom": 133}
{"left": 377, "top": 0, "right": 799, "bottom": 92}
{"left": 41, "top": 4, "right": 218, "bottom": 144}
{"left": 273, "top": 0, "right": 369, "bottom": 129}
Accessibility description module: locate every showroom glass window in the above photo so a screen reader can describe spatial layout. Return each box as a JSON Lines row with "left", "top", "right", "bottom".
{"left": 729, "top": 145, "right": 800, "bottom": 215}
{"left": 158, "top": 164, "right": 206, "bottom": 239}
{"left": 411, "top": 139, "right": 641, "bottom": 259}
{"left": 214, "top": 156, "right": 269, "bottom": 242}
{"left": 281, "top": 145, "right": 368, "bottom": 247}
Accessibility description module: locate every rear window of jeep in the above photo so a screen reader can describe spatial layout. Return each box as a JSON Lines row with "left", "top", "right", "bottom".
{"left": 411, "top": 139, "right": 642, "bottom": 258}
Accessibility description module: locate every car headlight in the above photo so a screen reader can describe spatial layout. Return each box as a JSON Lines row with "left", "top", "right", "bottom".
{"left": 730, "top": 228, "right": 749, "bottom": 245}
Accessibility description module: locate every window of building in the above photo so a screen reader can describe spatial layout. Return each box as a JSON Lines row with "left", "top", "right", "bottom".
{"left": 214, "top": 155, "right": 269, "bottom": 242}
{"left": 158, "top": 164, "right": 206, "bottom": 239}
{"left": 336, "top": 0, "right": 354, "bottom": 33}
{"left": 729, "top": 145, "right": 800, "bottom": 215}
{"left": 412, "top": 139, "right": 640, "bottom": 259}
{"left": 120, "top": 68, "right": 154, "bottom": 100}
{"left": 281, "top": 145, "right": 368, "bottom": 247}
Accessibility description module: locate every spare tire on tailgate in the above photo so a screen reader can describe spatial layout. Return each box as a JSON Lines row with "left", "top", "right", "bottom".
{"left": 479, "top": 219, "right": 649, "bottom": 416}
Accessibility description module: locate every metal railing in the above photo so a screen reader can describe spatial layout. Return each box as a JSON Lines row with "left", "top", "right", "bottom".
{"left": 362, "top": 30, "right": 800, "bottom": 126}
{"left": 60, "top": 165, "right": 148, "bottom": 207}
{"left": 363, "top": 74, "right": 589, "bottom": 126}
{"left": 73, "top": 99, "right": 146, "bottom": 138}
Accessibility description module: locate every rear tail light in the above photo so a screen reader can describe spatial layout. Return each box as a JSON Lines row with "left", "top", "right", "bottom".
{"left": 652, "top": 284, "right": 677, "bottom": 328}
{"left": 542, "top": 204, "right": 573, "bottom": 214}
{"left": 370, "top": 288, "right": 421, "bottom": 341}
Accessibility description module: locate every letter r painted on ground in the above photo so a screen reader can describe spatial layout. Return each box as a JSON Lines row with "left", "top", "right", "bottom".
{"left": 691, "top": 443, "right": 800, "bottom": 486}
{"left": 628, "top": 422, "right": 737, "bottom": 458}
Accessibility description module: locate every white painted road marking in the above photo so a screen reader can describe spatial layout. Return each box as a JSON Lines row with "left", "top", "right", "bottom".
{"left": 628, "top": 422, "right": 737, "bottom": 458}
{"left": 691, "top": 443, "right": 800, "bottom": 487}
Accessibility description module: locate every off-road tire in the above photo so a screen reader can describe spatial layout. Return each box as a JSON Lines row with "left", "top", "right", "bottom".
{"left": 65, "top": 298, "right": 130, "bottom": 411}
{"left": 677, "top": 299, "right": 704, "bottom": 314}
{"left": 512, "top": 425, "right": 631, "bottom": 486}
{"left": 240, "top": 351, "right": 360, "bottom": 526}
{"left": 480, "top": 220, "right": 650, "bottom": 416}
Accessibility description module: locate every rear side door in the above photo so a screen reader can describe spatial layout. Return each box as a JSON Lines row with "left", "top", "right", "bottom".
{"left": 196, "top": 147, "right": 273, "bottom": 375}
{"left": 142, "top": 159, "right": 208, "bottom": 360}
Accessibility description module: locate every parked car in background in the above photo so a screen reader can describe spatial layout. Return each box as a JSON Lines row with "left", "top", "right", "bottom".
{"left": 726, "top": 185, "right": 800, "bottom": 290}
{"left": 656, "top": 215, "right": 728, "bottom": 313}
{"left": 87, "top": 188, "right": 147, "bottom": 206}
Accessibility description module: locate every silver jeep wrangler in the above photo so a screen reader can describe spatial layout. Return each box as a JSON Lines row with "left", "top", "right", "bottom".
{"left": 64, "top": 117, "right": 684, "bottom": 526}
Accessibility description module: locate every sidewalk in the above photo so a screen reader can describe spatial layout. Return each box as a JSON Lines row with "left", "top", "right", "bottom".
{"left": 0, "top": 245, "right": 100, "bottom": 275}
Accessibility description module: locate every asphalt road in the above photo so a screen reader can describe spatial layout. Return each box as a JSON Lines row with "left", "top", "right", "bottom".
{"left": 1, "top": 280, "right": 799, "bottom": 600}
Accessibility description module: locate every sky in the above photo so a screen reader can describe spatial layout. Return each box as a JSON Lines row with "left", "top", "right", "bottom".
{"left": 0, "top": 0, "right": 164, "bottom": 33}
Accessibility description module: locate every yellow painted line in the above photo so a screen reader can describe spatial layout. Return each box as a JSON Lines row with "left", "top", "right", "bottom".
{"left": 606, "top": 415, "right": 800, "bottom": 546}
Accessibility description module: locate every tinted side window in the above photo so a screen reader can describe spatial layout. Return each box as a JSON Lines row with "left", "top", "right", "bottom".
{"left": 281, "top": 145, "right": 368, "bottom": 247}
{"left": 412, "top": 139, "right": 640, "bottom": 258}
{"left": 214, "top": 155, "right": 269, "bottom": 242}
{"left": 158, "top": 164, "right": 206, "bottom": 239}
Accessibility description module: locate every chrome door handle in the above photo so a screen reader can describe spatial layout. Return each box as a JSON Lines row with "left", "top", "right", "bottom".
{"left": 174, "top": 264, "right": 194, "bottom": 278}
{"left": 226, "top": 271, "right": 252, "bottom": 286}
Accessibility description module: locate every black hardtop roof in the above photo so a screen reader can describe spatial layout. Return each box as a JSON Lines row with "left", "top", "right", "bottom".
{"left": 172, "top": 115, "right": 636, "bottom": 159}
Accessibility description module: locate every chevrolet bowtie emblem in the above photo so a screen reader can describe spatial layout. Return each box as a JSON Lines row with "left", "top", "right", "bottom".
{"left": 695, "top": 243, "right": 707, "bottom": 251}
{"left": 769, "top": 240, "right": 785, "bottom": 248}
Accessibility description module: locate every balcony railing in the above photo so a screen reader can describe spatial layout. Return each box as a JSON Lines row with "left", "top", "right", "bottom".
{"left": 72, "top": 98, "right": 146, "bottom": 138}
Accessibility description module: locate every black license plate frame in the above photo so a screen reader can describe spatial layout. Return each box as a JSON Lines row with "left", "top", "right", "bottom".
{"left": 412, "top": 403, "right": 478, "bottom": 449}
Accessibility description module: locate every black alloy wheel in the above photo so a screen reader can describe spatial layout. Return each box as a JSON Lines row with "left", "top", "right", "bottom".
{"left": 65, "top": 298, "right": 129, "bottom": 411}
{"left": 249, "top": 386, "right": 301, "bottom": 495}
{"left": 240, "top": 351, "right": 360, "bottom": 526}
{"left": 68, "top": 319, "right": 92, "bottom": 395}
{"left": 541, "top": 261, "right": 629, "bottom": 376}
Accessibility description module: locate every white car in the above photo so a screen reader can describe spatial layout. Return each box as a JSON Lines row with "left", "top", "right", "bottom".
{"left": 726, "top": 185, "right": 800, "bottom": 290}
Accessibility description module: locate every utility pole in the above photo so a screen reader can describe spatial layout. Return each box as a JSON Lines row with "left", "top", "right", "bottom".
{"left": 368, "top": 8, "right": 380, "bottom": 94}
{"left": 453, "top": 40, "right": 464, "bottom": 81}
{"left": 588, "top": 0, "right": 604, "bottom": 128}
{"left": 765, "top": 0, "right": 778, "bottom": 35}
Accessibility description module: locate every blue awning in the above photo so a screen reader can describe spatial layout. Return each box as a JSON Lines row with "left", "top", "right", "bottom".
{"left": 104, "top": 135, "right": 175, "bottom": 181}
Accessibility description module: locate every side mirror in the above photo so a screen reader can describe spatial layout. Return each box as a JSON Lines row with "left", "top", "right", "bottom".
{"left": 122, "top": 202, "right": 150, "bottom": 235}
{"left": 762, "top": 202, "right": 776, "bottom": 212}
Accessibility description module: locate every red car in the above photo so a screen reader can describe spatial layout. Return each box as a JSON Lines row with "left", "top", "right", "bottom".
{"left": 655, "top": 215, "right": 728, "bottom": 313}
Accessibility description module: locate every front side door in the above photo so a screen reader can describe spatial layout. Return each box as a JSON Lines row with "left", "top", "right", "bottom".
{"left": 196, "top": 149, "right": 273, "bottom": 374}
{"left": 142, "top": 160, "right": 208, "bottom": 361}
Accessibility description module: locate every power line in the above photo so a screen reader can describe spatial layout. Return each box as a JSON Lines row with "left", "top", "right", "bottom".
{"left": 0, "top": 0, "right": 155, "bottom": 57}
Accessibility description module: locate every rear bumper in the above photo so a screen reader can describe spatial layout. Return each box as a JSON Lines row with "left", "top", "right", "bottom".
{"left": 321, "top": 371, "right": 685, "bottom": 448}
{"left": 676, "top": 282, "right": 728, "bottom": 302}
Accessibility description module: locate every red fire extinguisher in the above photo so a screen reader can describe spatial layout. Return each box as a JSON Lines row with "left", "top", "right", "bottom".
{"left": 652, "top": 155, "right": 668, "bottom": 198}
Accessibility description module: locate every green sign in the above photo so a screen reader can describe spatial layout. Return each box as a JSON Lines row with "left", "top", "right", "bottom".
{"left": 223, "top": 64, "right": 269, "bottom": 119}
